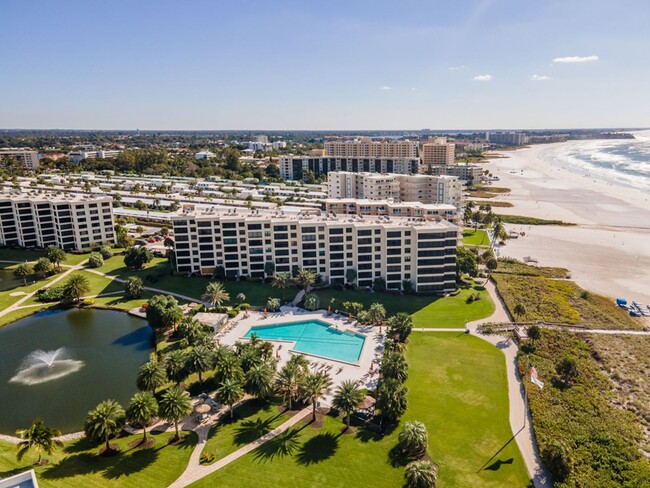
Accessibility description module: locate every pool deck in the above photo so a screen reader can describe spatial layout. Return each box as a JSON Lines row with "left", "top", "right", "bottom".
{"left": 216, "top": 306, "right": 383, "bottom": 404}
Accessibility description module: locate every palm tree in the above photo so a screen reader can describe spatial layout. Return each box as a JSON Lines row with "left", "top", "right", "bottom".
{"left": 33, "top": 257, "right": 54, "bottom": 279}
{"left": 388, "top": 313, "right": 413, "bottom": 343}
{"left": 136, "top": 359, "right": 167, "bottom": 395}
{"left": 377, "top": 378, "right": 408, "bottom": 425}
{"left": 513, "top": 303, "right": 526, "bottom": 321}
{"left": 126, "top": 392, "right": 158, "bottom": 443}
{"left": 16, "top": 418, "right": 63, "bottom": 465}
{"left": 62, "top": 274, "right": 90, "bottom": 303}
{"left": 245, "top": 363, "right": 276, "bottom": 400}
{"left": 300, "top": 371, "right": 333, "bottom": 422}
{"left": 493, "top": 217, "right": 508, "bottom": 242}
{"left": 165, "top": 350, "right": 188, "bottom": 386}
{"left": 214, "top": 351, "right": 244, "bottom": 386}
{"left": 399, "top": 421, "right": 429, "bottom": 458}
{"left": 272, "top": 272, "right": 293, "bottom": 300}
{"left": 367, "top": 303, "right": 387, "bottom": 326}
{"left": 84, "top": 400, "right": 126, "bottom": 453}
{"left": 404, "top": 460, "right": 438, "bottom": 488}
{"left": 201, "top": 281, "right": 230, "bottom": 309}
{"left": 381, "top": 351, "right": 409, "bottom": 382}
{"left": 286, "top": 354, "right": 310, "bottom": 376}
{"left": 333, "top": 380, "right": 365, "bottom": 431}
{"left": 216, "top": 378, "right": 244, "bottom": 419}
{"left": 13, "top": 263, "right": 34, "bottom": 286}
{"left": 187, "top": 345, "right": 214, "bottom": 384}
{"left": 275, "top": 364, "right": 300, "bottom": 410}
{"left": 293, "top": 268, "right": 316, "bottom": 291}
{"left": 159, "top": 387, "right": 192, "bottom": 440}
{"left": 45, "top": 245, "right": 66, "bottom": 271}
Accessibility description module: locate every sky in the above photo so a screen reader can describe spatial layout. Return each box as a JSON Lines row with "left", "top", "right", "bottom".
{"left": 1, "top": 0, "right": 650, "bottom": 130}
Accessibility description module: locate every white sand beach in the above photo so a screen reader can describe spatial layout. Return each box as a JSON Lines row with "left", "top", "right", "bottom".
{"left": 483, "top": 143, "right": 650, "bottom": 306}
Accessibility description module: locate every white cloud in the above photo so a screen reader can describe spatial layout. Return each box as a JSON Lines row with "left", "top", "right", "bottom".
{"left": 380, "top": 86, "right": 392, "bottom": 90}
{"left": 531, "top": 74, "right": 551, "bottom": 81}
{"left": 553, "top": 55, "right": 599, "bottom": 63}
{"left": 448, "top": 65, "right": 468, "bottom": 71}
{"left": 473, "top": 74, "right": 492, "bottom": 82}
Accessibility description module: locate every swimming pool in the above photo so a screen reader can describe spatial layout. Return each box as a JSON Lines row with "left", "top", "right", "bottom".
{"left": 244, "top": 320, "right": 365, "bottom": 364}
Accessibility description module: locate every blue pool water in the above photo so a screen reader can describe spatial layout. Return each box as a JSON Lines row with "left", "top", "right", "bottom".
{"left": 244, "top": 320, "right": 365, "bottom": 363}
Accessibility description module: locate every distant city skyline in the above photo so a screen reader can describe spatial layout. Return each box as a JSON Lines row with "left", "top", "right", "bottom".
{"left": 2, "top": 0, "right": 649, "bottom": 130}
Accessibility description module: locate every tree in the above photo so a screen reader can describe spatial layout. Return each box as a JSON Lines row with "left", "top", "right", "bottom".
{"left": 146, "top": 295, "right": 182, "bottom": 331}
{"left": 136, "top": 359, "right": 167, "bottom": 395}
{"left": 404, "top": 460, "right": 438, "bottom": 488}
{"left": 300, "top": 371, "right": 333, "bottom": 422}
{"left": 513, "top": 303, "right": 526, "bottom": 321}
{"left": 45, "top": 245, "right": 66, "bottom": 271}
{"left": 62, "top": 274, "right": 90, "bottom": 303}
{"left": 345, "top": 268, "right": 357, "bottom": 284}
{"left": 457, "top": 247, "right": 478, "bottom": 277}
{"left": 377, "top": 378, "right": 408, "bottom": 424}
{"left": 216, "top": 378, "right": 244, "bottom": 419}
{"left": 164, "top": 349, "right": 188, "bottom": 386}
{"left": 276, "top": 364, "right": 301, "bottom": 410}
{"left": 14, "top": 263, "right": 34, "bottom": 286}
{"left": 367, "top": 303, "right": 387, "bottom": 326}
{"left": 294, "top": 268, "right": 316, "bottom": 291}
{"left": 333, "top": 380, "right": 365, "bottom": 430}
{"left": 556, "top": 356, "right": 579, "bottom": 388}
{"left": 373, "top": 277, "right": 386, "bottom": 292}
{"left": 187, "top": 345, "right": 214, "bottom": 384}
{"left": 87, "top": 252, "right": 104, "bottom": 268}
{"left": 485, "top": 257, "right": 498, "bottom": 272}
{"left": 399, "top": 421, "right": 428, "bottom": 458}
{"left": 303, "top": 293, "right": 320, "bottom": 311}
{"left": 245, "top": 363, "right": 275, "bottom": 400}
{"left": 33, "top": 257, "right": 54, "bottom": 279}
{"left": 381, "top": 351, "right": 409, "bottom": 382}
{"left": 124, "top": 276, "right": 144, "bottom": 299}
{"left": 271, "top": 273, "right": 293, "bottom": 300}
{"left": 15, "top": 418, "right": 63, "bottom": 465}
{"left": 124, "top": 246, "right": 153, "bottom": 270}
{"left": 201, "top": 281, "right": 230, "bottom": 308}
{"left": 266, "top": 297, "right": 281, "bottom": 312}
{"left": 164, "top": 237, "right": 175, "bottom": 249}
{"left": 493, "top": 218, "right": 508, "bottom": 242}
{"left": 98, "top": 245, "right": 114, "bottom": 259}
{"left": 178, "top": 318, "right": 210, "bottom": 346}
{"left": 84, "top": 400, "right": 126, "bottom": 453}
{"left": 159, "top": 387, "right": 192, "bottom": 440}
{"left": 527, "top": 325, "right": 541, "bottom": 345}
{"left": 388, "top": 313, "right": 413, "bottom": 343}
{"left": 160, "top": 226, "right": 169, "bottom": 237}
{"left": 286, "top": 354, "right": 310, "bottom": 376}
{"left": 264, "top": 261, "right": 275, "bottom": 278}
{"left": 126, "top": 392, "right": 158, "bottom": 443}
{"left": 116, "top": 225, "right": 134, "bottom": 248}
{"left": 463, "top": 201, "right": 474, "bottom": 224}
{"left": 342, "top": 301, "right": 364, "bottom": 317}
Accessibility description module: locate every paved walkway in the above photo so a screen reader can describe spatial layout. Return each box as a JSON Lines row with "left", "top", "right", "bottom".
{"left": 168, "top": 406, "right": 311, "bottom": 488}
{"left": 412, "top": 280, "right": 552, "bottom": 488}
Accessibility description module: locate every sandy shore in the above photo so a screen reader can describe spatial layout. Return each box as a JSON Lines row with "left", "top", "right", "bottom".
{"left": 483, "top": 143, "right": 650, "bottom": 306}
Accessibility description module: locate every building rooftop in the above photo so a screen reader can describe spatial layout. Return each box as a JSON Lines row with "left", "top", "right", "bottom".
{"left": 0, "top": 189, "right": 111, "bottom": 204}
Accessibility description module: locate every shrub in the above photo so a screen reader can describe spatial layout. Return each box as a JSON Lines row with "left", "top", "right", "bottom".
{"left": 266, "top": 297, "right": 281, "bottom": 312}
{"left": 99, "top": 245, "right": 114, "bottom": 259}
{"left": 239, "top": 302, "right": 251, "bottom": 310}
{"left": 402, "top": 280, "right": 413, "bottom": 294}
{"left": 373, "top": 277, "right": 386, "bottom": 293}
{"left": 303, "top": 293, "right": 320, "bottom": 311}
{"left": 200, "top": 451, "right": 215, "bottom": 464}
{"left": 227, "top": 310, "right": 238, "bottom": 318}
{"left": 80, "top": 298, "right": 94, "bottom": 307}
{"left": 37, "top": 286, "right": 66, "bottom": 302}
{"left": 124, "top": 276, "right": 144, "bottom": 299}
{"left": 87, "top": 252, "right": 104, "bottom": 268}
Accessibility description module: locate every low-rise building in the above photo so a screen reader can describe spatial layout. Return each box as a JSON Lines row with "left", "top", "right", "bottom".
{"left": 0, "top": 148, "right": 39, "bottom": 170}
{"left": 280, "top": 156, "right": 420, "bottom": 180}
{"left": 0, "top": 192, "right": 115, "bottom": 251}
{"left": 171, "top": 204, "right": 457, "bottom": 293}
{"left": 69, "top": 149, "right": 121, "bottom": 163}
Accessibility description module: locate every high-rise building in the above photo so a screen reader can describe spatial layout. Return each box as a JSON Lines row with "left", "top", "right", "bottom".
{"left": 171, "top": 204, "right": 457, "bottom": 293}
{"left": 324, "top": 137, "right": 419, "bottom": 158}
{"left": 279, "top": 156, "right": 420, "bottom": 180}
{"left": 485, "top": 131, "right": 527, "bottom": 146}
{"left": 0, "top": 148, "right": 39, "bottom": 170}
{"left": 0, "top": 192, "right": 115, "bottom": 251}
{"left": 421, "top": 137, "right": 455, "bottom": 165}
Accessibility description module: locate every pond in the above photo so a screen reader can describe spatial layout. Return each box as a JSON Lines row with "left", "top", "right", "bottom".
{"left": 0, "top": 308, "right": 153, "bottom": 434}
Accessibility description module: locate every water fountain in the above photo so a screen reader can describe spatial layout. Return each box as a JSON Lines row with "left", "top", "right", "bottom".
{"left": 9, "top": 348, "right": 85, "bottom": 386}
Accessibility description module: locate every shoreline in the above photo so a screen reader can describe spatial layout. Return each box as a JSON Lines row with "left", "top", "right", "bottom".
{"left": 483, "top": 142, "right": 650, "bottom": 306}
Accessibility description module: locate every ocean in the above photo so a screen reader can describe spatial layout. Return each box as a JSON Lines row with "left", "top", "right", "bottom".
{"left": 541, "top": 130, "right": 650, "bottom": 194}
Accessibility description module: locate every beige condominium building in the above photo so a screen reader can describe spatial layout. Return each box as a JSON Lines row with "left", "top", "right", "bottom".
{"left": 279, "top": 156, "right": 420, "bottom": 180}
{"left": 324, "top": 137, "right": 419, "bottom": 158}
{"left": 421, "top": 137, "right": 455, "bottom": 166}
{"left": 327, "top": 172, "right": 462, "bottom": 208}
{"left": 426, "top": 164, "right": 484, "bottom": 183}
{"left": 0, "top": 148, "right": 39, "bottom": 170}
{"left": 171, "top": 204, "right": 458, "bottom": 293}
{"left": 324, "top": 199, "right": 459, "bottom": 224}
{"left": 0, "top": 192, "right": 115, "bottom": 251}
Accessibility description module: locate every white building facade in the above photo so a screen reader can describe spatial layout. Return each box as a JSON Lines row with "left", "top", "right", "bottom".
{"left": 0, "top": 148, "right": 39, "bottom": 170}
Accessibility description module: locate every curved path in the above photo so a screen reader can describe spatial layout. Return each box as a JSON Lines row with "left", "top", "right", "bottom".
{"left": 413, "top": 280, "right": 552, "bottom": 488}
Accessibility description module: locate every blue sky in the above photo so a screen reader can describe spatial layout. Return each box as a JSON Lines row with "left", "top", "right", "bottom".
{"left": 1, "top": 0, "right": 649, "bottom": 130}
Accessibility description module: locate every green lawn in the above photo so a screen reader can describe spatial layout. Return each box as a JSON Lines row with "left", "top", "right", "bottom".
{"left": 189, "top": 414, "right": 404, "bottom": 488}
{"left": 0, "top": 431, "right": 197, "bottom": 488}
{"left": 462, "top": 229, "right": 490, "bottom": 247}
{"left": 405, "top": 333, "right": 530, "bottom": 487}
{"left": 314, "top": 288, "right": 438, "bottom": 316}
{"left": 411, "top": 283, "right": 494, "bottom": 328}
{"left": 201, "top": 400, "right": 290, "bottom": 463}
